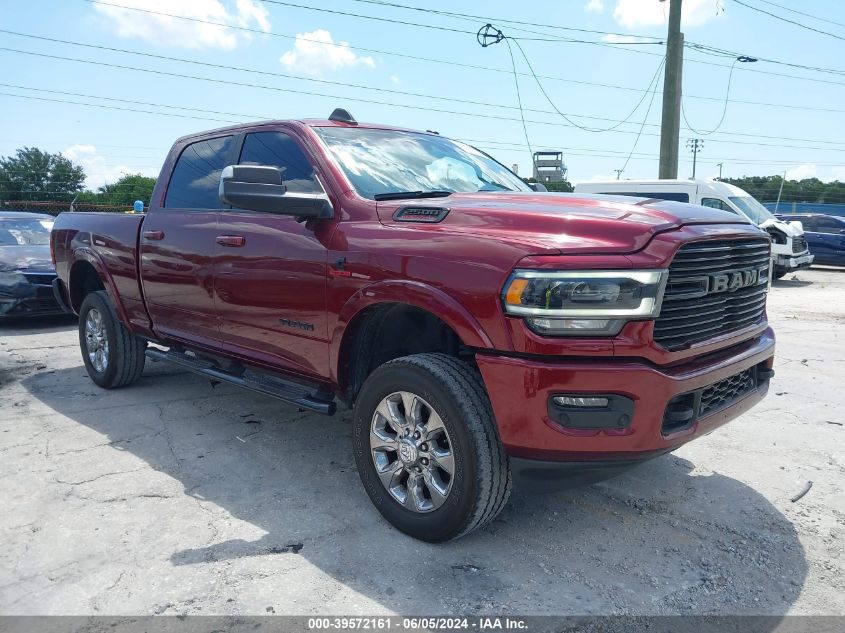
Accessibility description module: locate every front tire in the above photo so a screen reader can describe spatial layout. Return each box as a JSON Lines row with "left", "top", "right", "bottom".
{"left": 352, "top": 353, "right": 511, "bottom": 542}
{"left": 773, "top": 267, "right": 788, "bottom": 280}
{"left": 78, "top": 290, "right": 146, "bottom": 389}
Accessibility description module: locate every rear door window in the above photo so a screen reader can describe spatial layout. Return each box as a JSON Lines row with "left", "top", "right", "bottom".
{"left": 165, "top": 136, "right": 234, "bottom": 209}
{"left": 638, "top": 191, "right": 690, "bottom": 202}
{"left": 238, "top": 131, "right": 323, "bottom": 194}
{"left": 815, "top": 217, "right": 845, "bottom": 234}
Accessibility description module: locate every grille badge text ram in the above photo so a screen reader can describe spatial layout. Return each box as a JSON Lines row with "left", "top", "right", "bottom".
{"left": 708, "top": 265, "right": 769, "bottom": 294}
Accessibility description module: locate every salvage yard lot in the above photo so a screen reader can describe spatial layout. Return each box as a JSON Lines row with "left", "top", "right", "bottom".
{"left": 1, "top": 269, "right": 843, "bottom": 616}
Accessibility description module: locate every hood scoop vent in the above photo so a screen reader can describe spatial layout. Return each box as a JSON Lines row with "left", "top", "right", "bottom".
{"left": 393, "top": 206, "right": 450, "bottom": 223}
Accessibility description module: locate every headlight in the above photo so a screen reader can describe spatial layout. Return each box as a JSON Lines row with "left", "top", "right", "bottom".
{"left": 502, "top": 270, "right": 668, "bottom": 336}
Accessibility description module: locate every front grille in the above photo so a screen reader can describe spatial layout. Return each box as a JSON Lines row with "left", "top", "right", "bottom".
{"left": 792, "top": 235, "right": 807, "bottom": 254}
{"left": 654, "top": 239, "right": 770, "bottom": 350}
{"left": 23, "top": 271, "right": 56, "bottom": 285}
{"left": 699, "top": 368, "right": 757, "bottom": 417}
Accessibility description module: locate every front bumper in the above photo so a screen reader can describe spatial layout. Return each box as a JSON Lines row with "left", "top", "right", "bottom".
{"left": 0, "top": 280, "right": 64, "bottom": 318}
{"left": 477, "top": 328, "right": 775, "bottom": 478}
{"left": 775, "top": 252, "right": 814, "bottom": 271}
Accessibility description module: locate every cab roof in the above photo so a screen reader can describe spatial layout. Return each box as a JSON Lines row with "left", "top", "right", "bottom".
{"left": 174, "top": 115, "right": 432, "bottom": 145}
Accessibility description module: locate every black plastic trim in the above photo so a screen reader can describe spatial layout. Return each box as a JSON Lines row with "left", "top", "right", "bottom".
{"left": 510, "top": 452, "right": 667, "bottom": 491}
{"left": 51, "top": 278, "right": 74, "bottom": 314}
{"left": 547, "top": 393, "right": 634, "bottom": 430}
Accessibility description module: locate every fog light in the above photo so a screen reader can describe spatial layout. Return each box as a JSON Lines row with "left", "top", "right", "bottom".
{"left": 553, "top": 396, "right": 610, "bottom": 408}
{"left": 526, "top": 317, "right": 623, "bottom": 336}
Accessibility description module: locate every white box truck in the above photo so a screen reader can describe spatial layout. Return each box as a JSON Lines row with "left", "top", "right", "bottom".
{"left": 573, "top": 179, "right": 813, "bottom": 278}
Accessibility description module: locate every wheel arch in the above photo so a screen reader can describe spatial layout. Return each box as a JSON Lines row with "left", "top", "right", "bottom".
{"left": 331, "top": 281, "right": 495, "bottom": 404}
{"left": 68, "top": 250, "right": 129, "bottom": 325}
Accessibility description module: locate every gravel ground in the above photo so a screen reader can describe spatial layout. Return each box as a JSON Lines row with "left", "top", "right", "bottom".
{"left": 0, "top": 268, "right": 843, "bottom": 616}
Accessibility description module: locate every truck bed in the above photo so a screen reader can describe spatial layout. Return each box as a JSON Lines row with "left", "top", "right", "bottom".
{"left": 51, "top": 212, "right": 149, "bottom": 333}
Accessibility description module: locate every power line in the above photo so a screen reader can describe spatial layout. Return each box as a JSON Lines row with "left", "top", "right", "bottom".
{"left": 502, "top": 38, "right": 533, "bottom": 164}
{"left": 686, "top": 41, "right": 845, "bottom": 78}
{"left": 0, "top": 90, "right": 235, "bottom": 124}
{"left": 620, "top": 57, "right": 666, "bottom": 174}
{"left": 347, "top": 0, "right": 664, "bottom": 41}
{"left": 0, "top": 30, "right": 668, "bottom": 125}
{"left": 8, "top": 28, "right": 845, "bottom": 143}
{"left": 681, "top": 57, "right": 742, "bottom": 136}
{"left": 253, "top": 0, "right": 845, "bottom": 81}
{"left": 4, "top": 60, "right": 845, "bottom": 155}
{"left": 75, "top": 3, "right": 845, "bottom": 112}
{"left": 753, "top": 0, "right": 845, "bottom": 29}
{"left": 509, "top": 36, "right": 666, "bottom": 133}
{"left": 256, "top": 0, "right": 669, "bottom": 48}
{"left": 732, "top": 0, "right": 845, "bottom": 42}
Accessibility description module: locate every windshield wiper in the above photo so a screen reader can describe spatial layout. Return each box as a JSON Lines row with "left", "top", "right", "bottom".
{"left": 373, "top": 190, "right": 453, "bottom": 201}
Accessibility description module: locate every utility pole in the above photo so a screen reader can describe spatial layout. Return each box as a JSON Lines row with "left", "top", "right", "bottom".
{"left": 659, "top": 0, "right": 683, "bottom": 180}
{"left": 716, "top": 162, "right": 723, "bottom": 180}
{"left": 686, "top": 139, "right": 703, "bottom": 178}
{"left": 614, "top": 169, "right": 624, "bottom": 180}
{"left": 775, "top": 170, "right": 787, "bottom": 213}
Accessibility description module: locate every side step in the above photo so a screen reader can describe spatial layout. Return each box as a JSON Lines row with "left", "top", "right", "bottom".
{"left": 145, "top": 348, "right": 336, "bottom": 415}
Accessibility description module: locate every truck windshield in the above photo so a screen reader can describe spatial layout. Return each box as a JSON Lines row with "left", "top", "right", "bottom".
{"left": 314, "top": 127, "right": 531, "bottom": 199}
{"left": 0, "top": 219, "right": 53, "bottom": 246}
{"left": 728, "top": 196, "right": 776, "bottom": 224}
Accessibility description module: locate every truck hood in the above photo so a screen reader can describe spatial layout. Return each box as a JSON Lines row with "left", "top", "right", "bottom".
{"left": 376, "top": 192, "right": 754, "bottom": 254}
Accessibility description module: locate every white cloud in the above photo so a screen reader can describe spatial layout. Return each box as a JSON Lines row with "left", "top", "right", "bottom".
{"left": 586, "top": 0, "right": 604, "bottom": 12}
{"left": 279, "top": 30, "right": 375, "bottom": 76}
{"left": 93, "top": 0, "right": 270, "bottom": 50}
{"left": 785, "top": 163, "right": 817, "bottom": 181}
{"left": 612, "top": 0, "right": 720, "bottom": 29}
{"left": 64, "top": 145, "right": 158, "bottom": 189}
{"left": 389, "top": 75, "right": 400, "bottom": 85}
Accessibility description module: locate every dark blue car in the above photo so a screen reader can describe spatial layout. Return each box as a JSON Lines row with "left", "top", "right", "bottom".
{"left": 777, "top": 214, "right": 845, "bottom": 267}
{"left": 0, "top": 211, "right": 66, "bottom": 318}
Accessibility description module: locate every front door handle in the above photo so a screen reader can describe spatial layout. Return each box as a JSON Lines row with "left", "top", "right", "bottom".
{"left": 216, "top": 235, "right": 246, "bottom": 247}
{"left": 142, "top": 229, "right": 165, "bottom": 241}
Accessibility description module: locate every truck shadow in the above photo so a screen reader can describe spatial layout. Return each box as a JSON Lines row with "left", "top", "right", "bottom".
{"left": 22, "top": 365, "right": 808, "bottom": 616}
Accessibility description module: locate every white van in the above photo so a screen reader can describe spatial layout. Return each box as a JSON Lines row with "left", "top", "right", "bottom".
{"left": 573, "top": 179, "right": 813, "bottom": 278}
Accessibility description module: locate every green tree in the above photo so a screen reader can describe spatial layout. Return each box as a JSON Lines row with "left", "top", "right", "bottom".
{"left": 79, "top": 173, "right": 157, "bottom": 207}
{"left": 0, "top": 147, "right": 86, "bottom": 202}
{"left": 722, "top": 175, "right": 845, "bottom": 204}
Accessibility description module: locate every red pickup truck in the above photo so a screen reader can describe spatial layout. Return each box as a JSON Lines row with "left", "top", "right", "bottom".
{"left": 51, "top": 110, "right": 775, "bottom": 541}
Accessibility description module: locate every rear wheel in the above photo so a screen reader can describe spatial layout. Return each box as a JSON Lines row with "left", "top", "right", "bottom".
{"left": 352, "top": 353, "right": 511, "bottom": 542}
{"left": 773, "top": 267, "right": 787, "bottom": 280}
{"left": 78, "top": 290, "right": 146, "bottom": 388}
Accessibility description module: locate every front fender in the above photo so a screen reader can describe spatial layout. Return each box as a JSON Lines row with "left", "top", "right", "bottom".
{"left": 329, "top": 279, "right": 495, "bottom": 384}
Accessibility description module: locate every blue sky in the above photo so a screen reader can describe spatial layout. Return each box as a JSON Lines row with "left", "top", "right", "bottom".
{"left": 2, "top": 0, "right": 844, "bottom": 189}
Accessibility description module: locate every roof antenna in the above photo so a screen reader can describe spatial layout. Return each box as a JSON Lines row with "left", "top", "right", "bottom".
{"left": 329, "top": 108, "right": 357, "bottom": 125}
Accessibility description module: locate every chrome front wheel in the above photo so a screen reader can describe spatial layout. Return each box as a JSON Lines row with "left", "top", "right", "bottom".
{"left": 369, "top": 390, "right": 455, "bottom": 513}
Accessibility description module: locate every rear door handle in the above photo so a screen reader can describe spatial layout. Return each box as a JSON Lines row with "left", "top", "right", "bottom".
{"left": 142, "top": 230, "right": 165, "bottom": 241}
{"left": 216, "top": 235, "right": 246, "bottom": 247}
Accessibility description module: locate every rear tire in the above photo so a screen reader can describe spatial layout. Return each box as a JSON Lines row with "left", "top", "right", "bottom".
{"left": 352, "top": 353, "right": 511, "bottom": 542}
{"left": 78, "top": 290, "right": 146, "bottom": 389}
{"left": 773, "top": 268, "right": 787, "bottom": 280}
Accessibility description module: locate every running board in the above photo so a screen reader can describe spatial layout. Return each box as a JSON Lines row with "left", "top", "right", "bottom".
{"left": 144, "top": 348, "right": 336, "bottom": 415}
